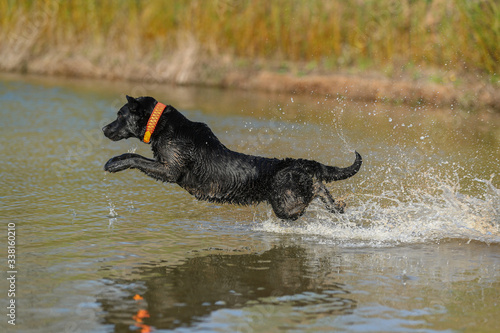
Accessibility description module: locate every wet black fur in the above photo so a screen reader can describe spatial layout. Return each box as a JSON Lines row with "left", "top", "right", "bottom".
{"left": 103, "top": 96, "right": 362, "bottom": 220}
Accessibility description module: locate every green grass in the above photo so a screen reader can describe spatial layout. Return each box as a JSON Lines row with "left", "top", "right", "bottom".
{"left": 1, "top": 0, "right": 498, "bottom": 75}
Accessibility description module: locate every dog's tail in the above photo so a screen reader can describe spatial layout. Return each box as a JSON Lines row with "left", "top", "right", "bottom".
{"left": 300, "top": 151, "right": 362, "bottom": 182}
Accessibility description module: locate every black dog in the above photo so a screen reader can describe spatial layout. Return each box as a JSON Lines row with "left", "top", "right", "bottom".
{"left": 103, "top": 96, "right": 362, "bottom": 220}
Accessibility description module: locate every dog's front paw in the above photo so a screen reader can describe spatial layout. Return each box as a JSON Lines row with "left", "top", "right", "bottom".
{"left": 104, "top": 155, "right": 132, "bottom": 173}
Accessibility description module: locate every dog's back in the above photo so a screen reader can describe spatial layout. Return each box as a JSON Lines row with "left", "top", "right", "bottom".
{"left": 167, "top": 117, "right": 282, "bottom": 204}
{"left": 166, "top": 115, "right": 361, "bottom": 206}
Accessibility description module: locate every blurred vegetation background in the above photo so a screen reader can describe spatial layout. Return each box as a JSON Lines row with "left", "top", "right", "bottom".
{"left": 0, "top": 0, "right": 498, "bottom": 109}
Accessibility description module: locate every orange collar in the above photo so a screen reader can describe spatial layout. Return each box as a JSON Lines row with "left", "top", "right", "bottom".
{"left": 143, "top": 102, "right": 166, "bottom": 143}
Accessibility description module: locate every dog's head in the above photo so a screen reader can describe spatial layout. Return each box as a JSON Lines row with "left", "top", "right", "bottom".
{"left": 102, "top": 96, "right": 158, "bottom": 141}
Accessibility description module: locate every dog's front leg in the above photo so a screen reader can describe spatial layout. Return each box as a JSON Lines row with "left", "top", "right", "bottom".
{"left": 104, "top": 153, "right": 179, "bottom": 182}
{"left": 104, "top": 153, "right": 147, "bottom": 173}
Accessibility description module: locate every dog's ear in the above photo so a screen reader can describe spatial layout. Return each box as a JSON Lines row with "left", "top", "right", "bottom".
{"left": 126, "top": 95, "right": 139, "bottom": 111}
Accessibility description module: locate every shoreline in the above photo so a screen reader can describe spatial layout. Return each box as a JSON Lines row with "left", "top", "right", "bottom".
{"left": 1, "top": 58, "right": 498, "bottom": 113}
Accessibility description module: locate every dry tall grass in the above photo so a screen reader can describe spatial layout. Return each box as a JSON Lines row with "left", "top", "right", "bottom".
{"left": 0, "top": 0, "right": 498, "bottom": 106}
{"left": 1, "top": 0, "right": 498, "bottom": 72}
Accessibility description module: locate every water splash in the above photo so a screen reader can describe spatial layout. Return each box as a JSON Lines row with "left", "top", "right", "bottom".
{"left": 331, "top": 108, "right": 355, "bottom": 154}
{"left": 128, "top": 145, "right": 138, "bottom": 154}
{"left": 255, "top": 170, "right": 499, "bottom": 247}
{"left": 107, "top": 202, "right": 118, "bottom": 218}
{"left": 105, "top": 195, "right": 119, "bottom": 227}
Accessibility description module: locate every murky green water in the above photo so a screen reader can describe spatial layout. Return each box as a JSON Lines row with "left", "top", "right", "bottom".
{"left": 1, "top": 74, "right": 499, "bottom": 332}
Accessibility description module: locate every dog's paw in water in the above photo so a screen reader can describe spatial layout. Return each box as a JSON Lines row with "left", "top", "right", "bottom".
{"left": 333, "top": 200, "right": 346, "bottom": 214}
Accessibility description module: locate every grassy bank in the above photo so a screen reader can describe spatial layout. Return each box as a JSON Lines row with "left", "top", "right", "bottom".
{"left": 1, "top": 0, "right": 499, "bottom": 110}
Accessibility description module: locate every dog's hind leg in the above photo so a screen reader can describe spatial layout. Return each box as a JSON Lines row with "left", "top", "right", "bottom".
{"left": 268, "top": 168, "right": 315, "bottom": 220}
{"left": 313, "top": 181, "right": 345, "bottom": 214}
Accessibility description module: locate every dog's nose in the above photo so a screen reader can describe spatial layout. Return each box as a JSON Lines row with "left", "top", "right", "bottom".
{"left": 102, "top": 125, "right": 111, "bottom": 138}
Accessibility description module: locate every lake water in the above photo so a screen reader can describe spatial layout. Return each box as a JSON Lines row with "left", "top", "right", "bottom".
{"left": 1, "top": 73, "right": 499, "bottom": 332}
